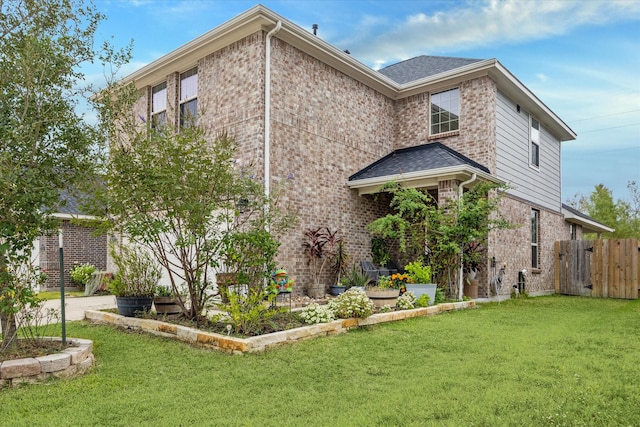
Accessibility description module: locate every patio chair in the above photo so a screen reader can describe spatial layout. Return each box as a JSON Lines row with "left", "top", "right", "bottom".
{"left": 360, "top": 260, "right": 380, "bottom": 283}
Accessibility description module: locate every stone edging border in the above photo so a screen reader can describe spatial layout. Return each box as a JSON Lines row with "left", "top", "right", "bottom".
{"left": 0, "top": 337, "right": 94, "bottom": 389}
{"left": 85, "top": 300, "right": 475, "bottom": 354}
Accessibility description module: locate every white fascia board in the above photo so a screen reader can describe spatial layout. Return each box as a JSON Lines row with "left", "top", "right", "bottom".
{"left": 347, "top": 166, "right": 501, "bottom": 196}
{"left": 562, "top": 208, "right": 615, "bottom": 234}
{"left": 53, "top": 213, "right": 99, "bottom": 221}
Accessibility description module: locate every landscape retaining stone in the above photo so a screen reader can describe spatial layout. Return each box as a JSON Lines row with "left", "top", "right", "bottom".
{"left": 0, "top": 337, "right": 94, "bottom": 388}
{"left": 85, "top": 300, "right": 476, "bottom": 354}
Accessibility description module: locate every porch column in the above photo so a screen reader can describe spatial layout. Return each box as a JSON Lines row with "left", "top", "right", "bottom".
{"left": 437, "top": 179, "right": 460, "bottom": 208}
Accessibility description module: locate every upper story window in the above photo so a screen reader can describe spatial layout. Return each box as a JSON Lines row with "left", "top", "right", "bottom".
{"left": 180, "top": 68, "right": 198, "bottom": 128}
{"left": 151, "top": 82, "right": 167, "bottom": 129}
{"left": 430, "top": 88, "right": 459, "bottom": 135}
{"left": 531, "top": 209, "right": 540, "bottom": 269}
{"left": 530, "top": 117, "right": 540, "bottom": 169}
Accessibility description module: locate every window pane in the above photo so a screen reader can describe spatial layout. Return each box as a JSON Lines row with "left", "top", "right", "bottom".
{"left": 152, "top": 82, "right": 167, "bottom": 113}
{"left": 180, "top": 99, "right": 198, "bottom": 127}
{"left": 430, "top": 88, "right": 459, "bottom": 135}
{"left": 152, "top": 111, "right": 166, "bottom": 129}
{"left": 531, "top": 142, "right": 540, "bottom": 167}
{"left": 180, "top": 68, "right": 198, "bottom": 101}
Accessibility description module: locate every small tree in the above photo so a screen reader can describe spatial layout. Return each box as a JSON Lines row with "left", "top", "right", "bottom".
{"left": 93, "top": 105, "right": 296, "bottom": 319}
{"left": 0, "top": 0, "right": 119, "bottom": 349}
{"left": 368, "top": 181, "right": 512, "bottom": 299}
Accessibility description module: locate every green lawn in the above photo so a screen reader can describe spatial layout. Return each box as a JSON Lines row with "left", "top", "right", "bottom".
{"left": 3, "top": 295, "right": 640, "bottom": 426}
{"left": 36, "top": 291, "right": 85, "bottom": 300}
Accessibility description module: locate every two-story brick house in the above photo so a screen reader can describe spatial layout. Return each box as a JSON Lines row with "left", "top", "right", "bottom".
{"left": 120, "top": 5, "right": 610, "bottom": 297}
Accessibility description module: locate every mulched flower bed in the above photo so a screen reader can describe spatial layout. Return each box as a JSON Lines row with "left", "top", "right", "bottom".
{"left": 0, "top": 340, "right": 70, "bottom": 362}
{"left": 140, "top": 311, "right": 307, "bottom": 338}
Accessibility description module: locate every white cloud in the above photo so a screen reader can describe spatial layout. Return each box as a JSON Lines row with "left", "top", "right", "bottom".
{"left": 341, "top": 0, "right": 640, "bottom": 68}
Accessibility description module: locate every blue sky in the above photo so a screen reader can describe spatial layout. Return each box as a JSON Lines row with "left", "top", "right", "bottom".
{"left": 89, "top": 0, "right": 640, "bottom": 203}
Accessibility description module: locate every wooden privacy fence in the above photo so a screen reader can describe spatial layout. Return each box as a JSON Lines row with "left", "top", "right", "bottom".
{"left": 554, "top": 239, "right": 640, "bottom": 299}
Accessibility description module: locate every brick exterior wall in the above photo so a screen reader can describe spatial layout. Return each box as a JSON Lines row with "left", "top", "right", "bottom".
{"left": 486, "top": 194, "right": 566, "bottom": 296}
{"left": 40, "top": 220, "right": 108, "bottom": 289}
{"left": 128, "top": 29, "right": 568, "bottom": 296}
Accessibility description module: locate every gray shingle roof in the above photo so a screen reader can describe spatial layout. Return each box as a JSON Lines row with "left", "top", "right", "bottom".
{"left": 56, "top": 189, "right": 86, "bottom": 215}
{"left": 378, "top": 55, "right": 485, "bottom": 84}
{"left": 349, "top": 142, "right": 490, "bottom": 182}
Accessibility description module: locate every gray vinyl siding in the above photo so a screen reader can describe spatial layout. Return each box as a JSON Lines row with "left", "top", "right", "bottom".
{"left": 495, "top": 90, "right": 562, "bottom": 212}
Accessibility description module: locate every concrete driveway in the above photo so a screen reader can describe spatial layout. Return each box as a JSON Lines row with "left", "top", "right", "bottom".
{"left": 43, "top": 294, "right": 117, "bottom": 323}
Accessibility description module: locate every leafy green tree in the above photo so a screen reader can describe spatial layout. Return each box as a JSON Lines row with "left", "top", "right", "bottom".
{"left": 567, "top": 183, "right": 640, "bottom": 239}
{"left": 91, "top": 100, "right": 297, "bottom": 320}
{"left": 0, "top": 0, "right": 112, "bottom": 348}
{"left": 368, "top": 181, "right": 511, "bottom": 299}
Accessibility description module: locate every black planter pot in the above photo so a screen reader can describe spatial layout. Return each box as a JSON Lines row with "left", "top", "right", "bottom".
{"left": 329, "top": 285, "right": 346, "bottom": 296}
{"left": 116, "top": 296, "right": 153, "bottom": 317}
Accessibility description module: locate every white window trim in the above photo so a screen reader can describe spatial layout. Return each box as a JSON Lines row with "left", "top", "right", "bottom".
{"left": 151, "top": 82, "right": 167, "bottom": 129}
{"left": 429, "top": 87, "right": 460, "bottom": 137}
{"left": 531, "top": 209, "right": 539, "bottom": 269}
{"left": 179, "top": 68, "right": 198, "bottom": 128}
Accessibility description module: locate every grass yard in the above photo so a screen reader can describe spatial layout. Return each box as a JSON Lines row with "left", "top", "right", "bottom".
{"left": 36, "top": 291, "right": 85, "bottom": 300}
{"left": 2, "top": 295, "right": 640, "bottom": 426}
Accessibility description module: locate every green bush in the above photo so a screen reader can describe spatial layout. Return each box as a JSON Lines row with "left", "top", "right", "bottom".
{"left": 69, "top": 263, "right": 96, "bottom": 290}
{"left": 404, "top": 260, "right": 431, "bottom": 283}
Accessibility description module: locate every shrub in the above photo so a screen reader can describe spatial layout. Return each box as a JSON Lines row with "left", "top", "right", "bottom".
{"left": 299, "top": 303, "right": 334, "bottom": 324}
{"left": 404, "top": 260, "right": 431, "bottom": 283}
{"left": 327, "top": 288, "right": 375, "bottom": 319}
{"left": 396, "top": 291, "right": 416, "bottom": 309}
{"left": 415, "top": 293, "right": 430, "bottom": 307}
{"left": 69, "top": 263, "right": 96, "bottom": 290}
{"left": 220, "top": 288, "right": 280, "bottom": 336}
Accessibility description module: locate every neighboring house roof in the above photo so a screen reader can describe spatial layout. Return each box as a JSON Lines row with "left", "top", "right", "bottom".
{"left": 53, "top": 189, "right": 97, "bottom": 220}
{"left": 562, "top": 203, "right": 615, "bottom": 234}
{"left": 347, "top": 142, "right": 500, "bottom": 196}
{"left": 120, "top": 5, "right": 576, "bottom": 142}
{"left": 378, "top": 56, "right": 484, "bottom": 85}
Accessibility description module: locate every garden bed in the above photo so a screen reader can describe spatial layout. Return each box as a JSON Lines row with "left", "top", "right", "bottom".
{"left": 84, "top": 300, "right": 475, "bottom": 354}
{"left": 0, "top": 337, "right": 94, "bottom": 389}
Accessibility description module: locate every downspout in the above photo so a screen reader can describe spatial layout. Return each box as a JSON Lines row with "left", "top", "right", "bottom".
{"left": 264, "top": 20, "right": 282, "bottom": 217}
{"left": 458, "top": 173, "right": 477, "bottom": 300}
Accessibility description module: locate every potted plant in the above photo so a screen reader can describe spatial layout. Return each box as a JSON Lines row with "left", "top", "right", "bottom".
{"left": 303, "top": 227, "right": 340, "bottom": 298}
{"left": 404, "top": 259, "right": 437, "bottom": 306}
{"left": 153, "top": 285, "right": 182, "bottom": 315}
{"left": 344, "top": 264, "right": 370, "bottom": 292}
{"left": 365, "top": 274, "right": 404, "bottom": 308}
{"left": 329, "top": 238, "right": 349, "bottom": 296}
{"left": 330, "top": 276, "right": 349, "bottom": 296}
{"left": 109, "top": 242, "right": 162, "bottom": 317}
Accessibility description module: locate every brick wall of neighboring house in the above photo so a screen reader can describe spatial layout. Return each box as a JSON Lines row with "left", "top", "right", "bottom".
{"left": 487, "top": 195, "right": 565, "bottom": 296}
{"left": 40, "top": 220, "right": 108, "bottom": 289}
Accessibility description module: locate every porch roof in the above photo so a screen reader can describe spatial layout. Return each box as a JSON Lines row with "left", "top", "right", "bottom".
{"left": 347, "top": 142, "right": 500, "bottom": 195}
{"left": 561, "top": 203, "right": 615, "bottom": 234}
